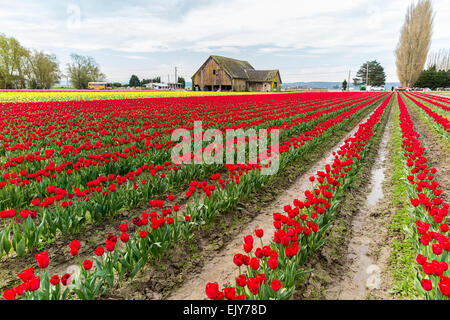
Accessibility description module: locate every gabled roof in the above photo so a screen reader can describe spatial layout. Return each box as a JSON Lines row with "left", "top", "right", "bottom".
{"left": 245, "top": 70, "right": 281, "bottom": 83}
{"left": 210, "top": 55, "right": 254, "bottom": 79}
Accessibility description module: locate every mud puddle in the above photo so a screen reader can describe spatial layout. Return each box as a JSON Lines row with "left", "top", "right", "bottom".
{"left": 325, "top": 106, "right": 392, "bottom": 300}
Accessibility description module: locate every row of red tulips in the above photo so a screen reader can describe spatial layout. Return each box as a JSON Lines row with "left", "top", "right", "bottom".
{"left": 397, "top": 93, "right": 449, "bottom": 299}
{"left": 408, "top": 92, "right": 450, "bottom": 112}
{"left": 415, "top": 92, "right": 450, "bottom": 106}
{"left": 402, "top": 92, "right": 449, "bottom": 134}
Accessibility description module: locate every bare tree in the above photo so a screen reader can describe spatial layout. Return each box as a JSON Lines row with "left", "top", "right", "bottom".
{"left": 427, "top": 48, "right": 450, "bottom": 71}
{"left": 395, "top": 0, "right": 434, "bottom": 87}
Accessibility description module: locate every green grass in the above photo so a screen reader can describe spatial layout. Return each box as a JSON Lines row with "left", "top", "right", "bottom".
{"left": 387, "top": 100, "right": 420, "bottom": 299}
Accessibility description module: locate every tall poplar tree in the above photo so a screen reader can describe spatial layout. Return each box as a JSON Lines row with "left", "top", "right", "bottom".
{"left": 395, "top": 0, "right": 434, "bottom": 87}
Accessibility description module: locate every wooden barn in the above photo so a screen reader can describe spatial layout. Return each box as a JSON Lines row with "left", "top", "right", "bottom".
{"left": 191, "top": 55, "right": 281, "bottom": 92}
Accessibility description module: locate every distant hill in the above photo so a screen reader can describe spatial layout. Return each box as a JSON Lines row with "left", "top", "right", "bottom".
{"left": 282, "top": 82, "right": 342, "bottom": 89}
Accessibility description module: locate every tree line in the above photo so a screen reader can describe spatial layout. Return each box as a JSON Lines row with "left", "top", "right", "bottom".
{"left": 415, "top": 49, "right": 450, "bottom": 89}
{"left": 0, "top": 34, "right": 60, "bottom": 89}
{"left": 0, "top": 34, "right": 104, "bottom": 89}
{"left": 128, "top": 74, "right": 185, "bottom": 88}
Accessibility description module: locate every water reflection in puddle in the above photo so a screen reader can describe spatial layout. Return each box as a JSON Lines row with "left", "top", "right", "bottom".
{"left": 366, "top": 143, "right": 387, "bottom": 207}
{"left": 366, "top": 168, "right": 385, "bottom": 207}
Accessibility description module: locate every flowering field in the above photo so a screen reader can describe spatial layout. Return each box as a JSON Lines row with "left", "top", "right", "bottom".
{"left": 0, "top": 91, "right": 448, "bottom": 300}
{"left": 0, "top": 90, "right": 276, "bottom": 103}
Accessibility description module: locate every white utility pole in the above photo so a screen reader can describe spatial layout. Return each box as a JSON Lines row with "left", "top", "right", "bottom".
{"left": 175, "top": 67, "right": 178, "bottom": 85}
{"left": 348, "top": 70, "right": 351, "bottom": 91}
{"left": 366, "top": 64, "right": 369, "bottom": 87}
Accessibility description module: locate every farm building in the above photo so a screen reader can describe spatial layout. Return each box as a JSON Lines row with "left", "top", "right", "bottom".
{"left": 191, "top": 55, "right": 281, "bottom": 92}
{"left": 143, "top": 82, "right": 184, "bottom": 90}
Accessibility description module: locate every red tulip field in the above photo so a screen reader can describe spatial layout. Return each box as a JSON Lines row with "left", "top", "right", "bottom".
{"left": 0, "top": 91, "right": 448, "bottom": 300}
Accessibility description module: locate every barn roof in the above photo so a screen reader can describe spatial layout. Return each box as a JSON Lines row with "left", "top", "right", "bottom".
{"left": 210, "top": 55, "right": 255, "bottom": 79}
{"left": 245, "top": 70, "right": 280, "bottom": 83}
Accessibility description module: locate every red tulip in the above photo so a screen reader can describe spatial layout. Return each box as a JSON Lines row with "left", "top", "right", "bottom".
{"left": 271, "top": 279, "right": 283, "bottom": 291}
{"left": 2, "top": 288, "right": 16, "bottom": 300}
{"left": 254, "top": 228, "right": 264, "bottom": 238}
{"left": 139, "top": 230, "right": 148, "bottom": 238}
{"left": 68, "top": 240, "right": 81, "bottom": 256}
{"left": 205, "top": 283, "right": 223, "bottom": 300}
{"left": 35, "top": 251, "right": 49, "bottom": 269}
{"left": 83, "top": 260, "right": 93, "bottom": 271}
{"left": 268, "top": 257, "right": 278, "bottom": 270}
{"left": 120, "top": 232, "right": 129, "bottom": 243}
{"left": 249, "top": 257, "right": 259, "bottom": 270}
{"left": 49, "top": 275, "right": 60, "bottom": 286}
{"left": 421, "top": 279, "right": 432, "bottom": 291}
{"left": 26, "top": 276, "right": 40, "bottom": 291}
{"left": 94, "top": 246, "right": 104, "bottom": 256}
{"left": 246, "top": 277, "right": 259, "bottom": 295}
{"left": 17, "top": 267, "right": 35, "bottom": 282}
{"left": 61, "top": 273, "right": 71, "bottom": 286}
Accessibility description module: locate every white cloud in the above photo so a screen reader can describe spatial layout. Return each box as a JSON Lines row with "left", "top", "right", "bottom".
{"left": 0, "top": 0, "right": 448, "bottom": 83}
{"left": 124, "top": 55, "right": 148, "bottom": 60}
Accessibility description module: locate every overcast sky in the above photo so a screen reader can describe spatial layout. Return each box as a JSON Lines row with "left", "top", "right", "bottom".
{"left": 1, "top": 0, "right": 449, "bottom": 83}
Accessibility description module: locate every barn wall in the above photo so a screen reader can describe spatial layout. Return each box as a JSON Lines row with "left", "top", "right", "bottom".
{"left": 232, "top": 79, "right": 247, "bottom": 92}
{"left": 272, "top": 73, "right": 282, "bottom": 91}
{"left": 247, "top": 81, "right": 279, "bottom": 92}
{"left": 192, "top": 57, "right": 232, "bottom": 91}
{"left": 247, "top": 82, "right": 266, "bottom": 92}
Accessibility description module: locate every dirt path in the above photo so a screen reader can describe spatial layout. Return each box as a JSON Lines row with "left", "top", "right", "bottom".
{"left": 167, "top": 112, "right": 375, "bottom": 300}
{"left": 324, "top": 104, "right": 394, "bottom": 300}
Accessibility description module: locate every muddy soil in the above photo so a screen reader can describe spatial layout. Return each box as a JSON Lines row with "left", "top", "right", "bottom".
{"left": 407, "top": 103, "right": 450, "bottom": 202}
{"left": 294, "top": 102, "right": 394, "bottom": 300}
{"left": 167, "top": 112, "right": 376, "bottom": 300}
{"left": 324, "top": 105, "right": 394, "bottom": 300}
